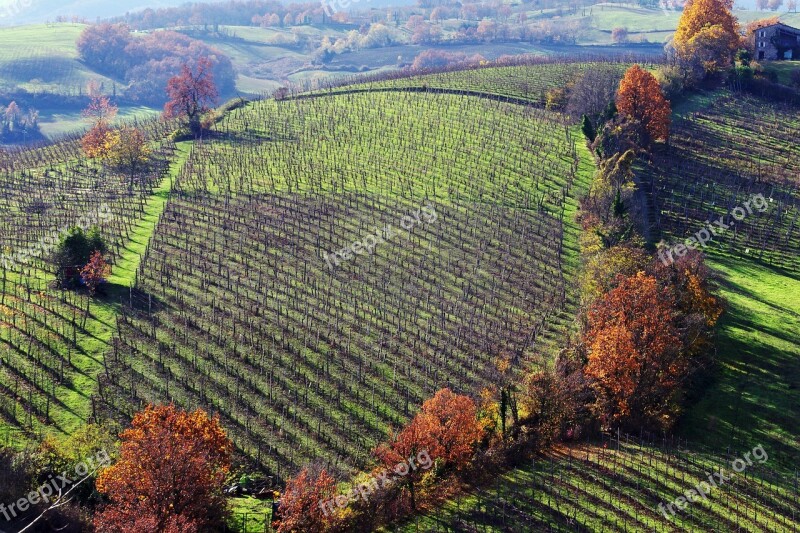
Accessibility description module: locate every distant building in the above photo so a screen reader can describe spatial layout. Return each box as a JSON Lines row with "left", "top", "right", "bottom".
{"left": 753, "top": 22, "right": 800, "bottom": 61}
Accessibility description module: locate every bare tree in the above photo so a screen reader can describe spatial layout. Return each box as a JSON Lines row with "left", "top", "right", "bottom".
{"left": 566, "top": 66, "right": 624, "bottom": 119}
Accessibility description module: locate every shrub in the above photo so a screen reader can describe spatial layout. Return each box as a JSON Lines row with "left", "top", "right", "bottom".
{"left": 53, "top": 227, "right": 107, "bottom": 287}
{"left": 545, "top": 87, "right": 568, "bottom": 110}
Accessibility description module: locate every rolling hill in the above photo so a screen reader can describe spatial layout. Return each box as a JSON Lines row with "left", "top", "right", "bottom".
{"left": 0, "top": 56, "right": 797, "bottom": 531}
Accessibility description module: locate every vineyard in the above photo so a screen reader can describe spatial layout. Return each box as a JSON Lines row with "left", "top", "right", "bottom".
{"left": 391, "top": 433, "right": 800, "bottom": 532}
{"left": 298, "top": 60, "right": 635, "bottom": 107}
{"left": 0, "top": 120, "right": 175, "bottom": 443}
{"left": 0, "top": 56, "right": 797, "bottom": 532}
{"left": 639, "top": 94, "right": 800, "bottom": 270}
{"left": 89, "top": 90, "right": 590, "bottom": 480}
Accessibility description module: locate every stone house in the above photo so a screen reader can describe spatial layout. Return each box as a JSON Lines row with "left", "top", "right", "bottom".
{"left": 753, "top": 22, "right": 800, "bottom": 61}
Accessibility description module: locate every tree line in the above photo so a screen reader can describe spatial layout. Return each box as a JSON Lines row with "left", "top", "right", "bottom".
{"left": 76, "top": 24, "right": 235, "bottom": 106}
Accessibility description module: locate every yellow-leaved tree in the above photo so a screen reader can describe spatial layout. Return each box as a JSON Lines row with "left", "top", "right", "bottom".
{"left": 673, "top": 0, "right": 741, "bottom": 76}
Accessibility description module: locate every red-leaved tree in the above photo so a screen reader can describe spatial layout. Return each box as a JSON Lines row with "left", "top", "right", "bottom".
{"left": 94, "top": 404, "right": 232, "bottom": 533}
{"left": 81, "top": 84, "right": 119, "bottom": 160}
{"left": 374, "top": 388, "right": 483, "bottom": 510}
{"left": 616, "top": 65, "right": 671, "bottom": 143}
{"left": 584, "top": 272, "right": 684, "bottom": 431}
{"left": 80, "top": 250, "right": 110, "bottom": 295}
{"left": 275, "top": 467, "right": 339, "bottom": 533}
{"left": 164, "top": 57, "right": 218, "bottom": 136}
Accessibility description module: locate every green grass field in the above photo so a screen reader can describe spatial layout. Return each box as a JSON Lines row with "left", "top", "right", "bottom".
{"left": 678, "top": 253, "right": 800, "bottom": 472}
{"left": 763, "top": 60, "right": 800, "bottom": 84}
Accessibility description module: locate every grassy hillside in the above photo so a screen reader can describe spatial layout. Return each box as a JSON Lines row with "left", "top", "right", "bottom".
{"left": 0, "top": 52, "right": 797, "bottom": 531}
{"left": 389, "top": 437, "right": 800, "bottom": 532}
{"left": 0, "top": 120, "right": 178, "bottom": 446}
{"left": 638, "top": 92, "right": 800, "bottom": 469}
{"left": 374, "top": 87, "right": 800, "bottom": 532}
{"left": 0, "top": 24, "right": 94, "bottom": 94}
{"left": 310, "top": 61, "right": 631, "bottom": 106}
{"left": 92, "top": 88, "right": 584, "bottom": 480}
{"left": 559, "top": 5, "right": 800, "bottom": 44}
{"left": 0, "top": 23, "right": 162, "bottom": 138}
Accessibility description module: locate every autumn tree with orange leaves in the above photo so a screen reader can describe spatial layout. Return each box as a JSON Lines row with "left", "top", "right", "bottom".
{"left": 81, "top": 83, "right": 119, "bottom": 160}
{"left": 616, "top": 65, "right": 671, "bottom": 143}
{"left": 672, "top": 0, "right": 741, "bottom": 77}
{"left": 374, "top": 388, "right": 483, "bottom": 510}
{"left": 276, "top": 467, "right": 340, "bottom": 533}
{"left": 94, "top": 404, "right": 232, "bottom": 533}
{"left": 650, "top": 249, "right": 723, "bottom": 361}
{"left": 584, "top": 272, "right": 686, "bottom": 431}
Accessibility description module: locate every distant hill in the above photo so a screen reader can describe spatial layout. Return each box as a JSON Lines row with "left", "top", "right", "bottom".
{"left": 0, "top": 0, "right": 192, "bottom": 26}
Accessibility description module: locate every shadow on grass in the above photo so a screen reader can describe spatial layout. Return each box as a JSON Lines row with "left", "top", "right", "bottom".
{"left": 676, "top": 253, "right": 800, "bottom": 472}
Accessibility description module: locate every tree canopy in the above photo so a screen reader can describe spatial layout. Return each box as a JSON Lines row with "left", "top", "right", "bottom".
{"left": 616, "top": 65, "right": 671, "bottom": 143}
{"left": 673, "top": 0, "right": 741, "bottom": 75}
{"left": 94, "top": 404, "right": 232, "bottom": 533}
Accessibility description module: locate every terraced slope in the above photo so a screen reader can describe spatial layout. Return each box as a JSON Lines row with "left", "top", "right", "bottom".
{"left": 0, "top": 120, "right": 176, "bottom": 444}
{"left": 391, "top": 90, "right": 800, "bottom": 533}
{"left": 390, "top": 435, "right": 800, "bottom": 532}
{"left": 96, "top": 90, "right": 584, "bottom": 480}
{"left": 639, "top": 94, "right": 800, "bottom": 271}
{"left": 302, "top": 61, "right": 633, "bottom": 106}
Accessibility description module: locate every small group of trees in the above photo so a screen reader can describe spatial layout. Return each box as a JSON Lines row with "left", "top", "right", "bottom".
{"left": 277, "top": 388, "right": 484, "bottom": 531}
{"left": 80, "top": 83, "right": 152, "bottom": 190}
{"left": 2, "top": 405, "right": 235, "bottom": 533}
{"left": 0, "top": 101, "right": 41, "bottom": 144}
{"left": 583, "top": 64, "right": 671, "bottom": 162}
{"left": 52, "top": 226, "right": 110, "bottom": 294}
{"left": 574, "top": 57, "right": 724, "bottom": 433}
{"left": 583, "top": 259, "right": 721, "bottom": 431}
{"left": 77, "top": 23, "right": 234, "bottom": 105}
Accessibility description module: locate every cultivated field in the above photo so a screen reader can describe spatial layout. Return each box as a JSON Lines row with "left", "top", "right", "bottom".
{"left": 303, "top": 61, "right": 633, "bottom": 106}
{"left": 0, "top": 56, "right": 797, "bottom": 531}
{"left": 94, "top": 90, "right": 585, "bottom": 479}
{"left": 391, "top": 434, "right": 800, "bottom": 532}
{"left": 0, "top": 121, "right": 175, "bottom": 444}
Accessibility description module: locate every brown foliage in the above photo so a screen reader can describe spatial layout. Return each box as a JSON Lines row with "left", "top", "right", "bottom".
{"left": 80, "top": 251, "right": 110, "bottom": 295}
{"left": 374, "top": 388, "right": 483, "bottom": 509}
{"left": 94, "top": 404, "right": 232, "bottom": 533}
{"left": 81, "top": 121, "right": 117, "bottom": 160}
{"left": 276, "top": 467, "right": 339, "bottom": 533}
{"left": 616, "top": 65, "right": 671, "bottom": 143}
{"left": 164, "top": 57, "right": 219, "bottom": 135}
{"left": 584, "top": 272, "right": 685, "bottom": 431}
{"left": 650, "top": 250, "right": 723, "bottom": 359}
